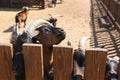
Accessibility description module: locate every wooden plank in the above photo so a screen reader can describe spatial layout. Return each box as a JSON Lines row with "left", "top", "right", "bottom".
{"left": 0, "top": 0, "right": 9, "bottom": 7}
{"left": 100, "top": 0, "right": 120, "bottom": 33}
{"left": 0, "top": 43, "right": 15, "bottom": 80}
{"left": 114, "top": 0, "right": 119, "bottom": 20}
{"left": 104, "top": 0, "right": 110, "bottom": 9}
{"left": 23, "top": 43, "right": 44, "bottom": 80}
{"left": 84, "top": 48, "right": 107, "bottom": 80}
{"left": 109, "top": 0, "right": 118, "bottom": 19}
{"left": 117, "top": 2, "right": 120, "bottom": 25}
{"left": 118, "top": 59, "right": 120, "bottom": 80}
{"left": 102, "top": 0, "right": 105, "bottom": 4}
{"left": 53, "top": 45, "right": 73, "bottom": 80}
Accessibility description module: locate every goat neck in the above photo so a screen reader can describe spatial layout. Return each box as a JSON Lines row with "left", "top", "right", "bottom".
{"left": 43, "top": 45, "right": 53, "bottom": 70}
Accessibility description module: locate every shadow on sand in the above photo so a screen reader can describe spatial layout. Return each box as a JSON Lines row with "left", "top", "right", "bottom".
{"left": 90, "top": 0, "right": 120, "bottom": 57}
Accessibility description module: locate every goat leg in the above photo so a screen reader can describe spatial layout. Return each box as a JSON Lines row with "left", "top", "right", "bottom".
{"left": 24, "top": 21, "right": 26, "bottom": 28}
{"left": 18, "top": 19, "right": 21, "bottom": 28}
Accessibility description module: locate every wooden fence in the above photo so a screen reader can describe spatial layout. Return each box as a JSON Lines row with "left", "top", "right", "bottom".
{"left": 0, "top": 0, "right": 51, "bottom": 8}
{"left": 0, "top": 43, "right": 119, "bottom": 80}
{"left": 100, "top": 0, "right": 120, "bottom": 32}
{"left": 0, "top": 44, "right": 15, "bottom": 80}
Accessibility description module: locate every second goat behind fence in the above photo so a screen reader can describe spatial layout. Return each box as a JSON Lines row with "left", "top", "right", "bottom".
{"left": 15, "top": 6, "right": 29, "bottom": 28}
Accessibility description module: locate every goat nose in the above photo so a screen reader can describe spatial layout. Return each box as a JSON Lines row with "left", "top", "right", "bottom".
{"left": 110, "top": 73, "right": 118, "bottom": 80}
{"left": 59, "top": 29, "right": 64, "bottom": 32}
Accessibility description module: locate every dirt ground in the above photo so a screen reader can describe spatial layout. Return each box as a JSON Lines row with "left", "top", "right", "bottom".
{"left": 0, "top": 0, "right": 91, "bottom": 49}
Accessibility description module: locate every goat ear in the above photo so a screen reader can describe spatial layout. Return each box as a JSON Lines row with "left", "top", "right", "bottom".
{"left": 35, "top": 27, "right": 40, "bottom": 31}
{"left": 35, "top": 27, "right": 41, "bottom": 35}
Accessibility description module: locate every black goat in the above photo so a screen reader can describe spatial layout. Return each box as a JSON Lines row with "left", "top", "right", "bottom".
{"left": 52, "top": 0, "right": 57, "bottom": 7}
{"left": 105, "top": 56, "right": 119, "bottom": 80}
{"left": 51, "top": 0, "right": 63, "bottom": 7}
{"left": 72, "top": 37, "right": 89, "bottom": 80}
{"left": 11, "top": 19, "right": 66, "bottom": 80}
{"left": 71, "top": 37, "right": 120, "bottom": 80}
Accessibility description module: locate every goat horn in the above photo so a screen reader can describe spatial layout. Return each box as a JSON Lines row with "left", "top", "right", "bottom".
{"left": 78, "top": 36, "right": 90, "bottom": 51}
{"left": 24, "top": 19, "right": 54, "bottom": 38}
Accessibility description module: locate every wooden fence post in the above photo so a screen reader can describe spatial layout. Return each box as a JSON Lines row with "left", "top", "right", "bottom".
{"left": 0, "top": 43, "right": 15, "bottom": 80}
{"left": 53, "top": 45, "right": 73, "bottom": 80}
{"left": 104, "top": 0, "right": 110, "bottom": 9}
{"left": 109, "top": 0, "right": 119, "bottom": 20}
{"left": 84, "top": 48, "right": 107, "bottom": 80}
{"left": 23, "top": 43, "right": 44, "bottom": 80}
{"left": 117, "top": 2, "right": 120, "bottom": 25}
{"left": 102, "top": 0, "right": 105, "bottom": 4}
{"left": 118, "top": 59, "right": 120, "bottom": 80}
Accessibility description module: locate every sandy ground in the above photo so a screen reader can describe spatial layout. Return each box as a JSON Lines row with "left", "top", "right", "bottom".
{"left": 0, "top": 0, "right": 91, "bottom": 49}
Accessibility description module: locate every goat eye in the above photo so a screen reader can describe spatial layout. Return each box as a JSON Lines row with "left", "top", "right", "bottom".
{"left": 43, "top": 28, "right": 51, "bottom": 33}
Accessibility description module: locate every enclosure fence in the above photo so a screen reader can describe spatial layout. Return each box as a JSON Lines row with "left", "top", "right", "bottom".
{"left": 99, "top": 0, "right": 120, "bottom": 32}
{"left": 1, "top": 43, "right": 120, "bottom": 80}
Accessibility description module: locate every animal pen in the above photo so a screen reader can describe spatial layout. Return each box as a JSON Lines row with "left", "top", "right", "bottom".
{"left": 0, "top": 0, "right": 120, "bottom": 80}
{"left": 0, "top": 43, "right": 115, "bottom": 80}
{"left": 0, "top": 44, "right": 119, "bottom": 79}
